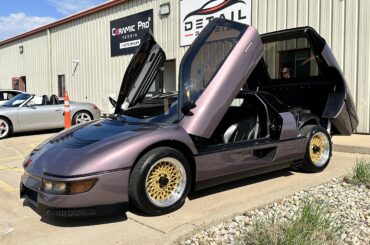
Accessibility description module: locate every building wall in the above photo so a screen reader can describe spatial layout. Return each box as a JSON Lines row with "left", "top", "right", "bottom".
{"left": 48, "top": 0, "right": 185, "bottom": 113}
{"left": 0, "top": 0, "right": 369, "bottom": 133}
{"left": 0, "top": 31, "right": 50, "bottom": 94}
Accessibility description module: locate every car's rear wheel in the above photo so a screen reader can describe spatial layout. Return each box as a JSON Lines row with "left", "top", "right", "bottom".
{"left": 72, "top": 111, "right": 93, "bottom": 125}
{"left": 299, "top": 125, "right": 332, "bottom": 172}
{"left": 129, "top": 147, "right": 191, "bottom": 215}
{"left": 0, "top": 117, "right": 11, "bottom": 139}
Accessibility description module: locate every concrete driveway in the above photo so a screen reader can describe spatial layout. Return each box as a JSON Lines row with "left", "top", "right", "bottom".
{"left": 0, "top": 132, "right": 367, "bottom": 245}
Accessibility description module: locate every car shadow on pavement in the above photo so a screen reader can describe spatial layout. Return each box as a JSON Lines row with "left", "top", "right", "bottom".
{"left": 188, "top": 168, "right": 293, "bottom": 200}
{"left": 10, "top": 129, "right": 61, "bottom": 138}
{"left": 21, "top": 169, "right": 294, "bottom": 225}
{"left": 22, "top": 200, "right": 128, "bottom": 227}
{"left": 40, "top": 214, "right": 128, "bottom": 227}
{"left": 131, "top": 169, "right": 295, "bottom": 217}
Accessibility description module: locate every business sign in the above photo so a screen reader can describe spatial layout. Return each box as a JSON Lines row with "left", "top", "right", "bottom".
{"left": 110, "top": 10, "right": 153, "bottom": 56}
{"left": 180, "top": 0, "right": 251, "bottom": 46}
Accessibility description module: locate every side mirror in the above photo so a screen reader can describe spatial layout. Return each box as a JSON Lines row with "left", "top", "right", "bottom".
{"left": 181, "top": 102, "right": 196, "bottom": 116}
{"left": 109, "top": 97, "right": 117, "bottom": 107}
{"left": 27, "top": 101, "right": 36, "bottom": 108}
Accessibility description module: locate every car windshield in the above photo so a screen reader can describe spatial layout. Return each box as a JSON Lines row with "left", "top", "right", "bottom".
{"left": 117, "top": 91, "right": 179, "bottom": 124}
{"left": 2, "top": 93, "right": 31, "bottom": 107}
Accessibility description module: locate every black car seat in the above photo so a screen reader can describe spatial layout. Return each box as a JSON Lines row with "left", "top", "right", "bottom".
{"left": 223, "top": 116, "right": 260, "bottom": 143}
{"left": 42, "top": 95, "right": 50, "bottom": 105}
{"left": 50, "top": 95, "right": 60, "bottom": 105}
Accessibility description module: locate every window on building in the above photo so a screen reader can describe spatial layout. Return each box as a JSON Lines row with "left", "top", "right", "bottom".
{"left": 12, "top": 76, "right": 27, "bottom": 91}
{"left": 58, "top": 75, "right": 66, "bottom": 97}
{"left": 279, "top": 48, "right": 311, "bottom": 78}
{"left": 263, "top": 38, "right": 319, "bottom": 80}
{"left": 148, "top": 60, "right": 176, "bottom": 94}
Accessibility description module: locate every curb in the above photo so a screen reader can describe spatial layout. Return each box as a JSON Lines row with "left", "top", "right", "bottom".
{"left": 333, "top": 144, "right": 370, "bottom": 155}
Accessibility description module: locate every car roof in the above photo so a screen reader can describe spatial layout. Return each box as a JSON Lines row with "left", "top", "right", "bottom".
{"left": 0, "top": 89, "right": 24, "bottom": 93}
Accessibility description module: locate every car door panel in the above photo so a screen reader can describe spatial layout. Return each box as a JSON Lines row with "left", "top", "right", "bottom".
{"left": 195, "top": 137, "right": 307, "bottom": 189}
{"left": 17, "top": 105, "right": 64, "bottom": 131}
{"left": 115, "top": 31, "right": 166, "bottom": 113}
{"left": 195, "top": 142, "right": 276, "bottom": 183}
{"left": 179, "top": 22, "right": 264, "bottom": 138}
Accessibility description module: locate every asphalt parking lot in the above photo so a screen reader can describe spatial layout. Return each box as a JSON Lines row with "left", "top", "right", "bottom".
{"left": 0, "top": 132, "right": 367, "bottom": 245}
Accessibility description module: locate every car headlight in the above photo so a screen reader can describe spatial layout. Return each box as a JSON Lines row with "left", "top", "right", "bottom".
{"left": 41, "top": 179, "right": 97, "bottom": 195}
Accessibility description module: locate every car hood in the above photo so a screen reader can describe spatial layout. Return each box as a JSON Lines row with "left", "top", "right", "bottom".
{"left": 68, "top": 119, "right": 158, "bottom": 141}
{"left": 26, "top": 119, "right": 179, "bottom": 177}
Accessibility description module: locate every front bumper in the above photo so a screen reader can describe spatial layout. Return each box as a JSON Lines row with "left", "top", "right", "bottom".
{"left": 20, "top": 169, "right": 130, "bottom": 217}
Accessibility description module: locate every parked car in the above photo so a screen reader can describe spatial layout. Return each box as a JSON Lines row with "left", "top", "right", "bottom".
{"left": 0, "top": 89, "right": 24, "bottom": 105}
{"left": 0, "top": 93, "right": 101, "bottom": 139}
{"left": 20, "top": 19, "right": 358, "bottom": 217}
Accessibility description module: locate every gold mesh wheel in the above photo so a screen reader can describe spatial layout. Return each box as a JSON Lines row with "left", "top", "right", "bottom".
{"left": 309, "top": 132, "right": 330, "bottom": 167}
{"left": 145, "top": 157, "right": 186, "bottom": 207}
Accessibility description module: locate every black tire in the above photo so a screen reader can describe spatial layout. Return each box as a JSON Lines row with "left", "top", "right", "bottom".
{"left": 72, "top": 111, "right": 93, "bottom": 125}
{"left": 0, "top": 117, "right": 12, "bottom": 139}
{"left": 129, "top": 147, "right": 191, "bottom": 215}
{"left": 299, "top": 125, "right": 332, "bottom": 172}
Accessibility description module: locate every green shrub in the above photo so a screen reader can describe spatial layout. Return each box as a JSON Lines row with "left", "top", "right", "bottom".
{"left": 351, "top": 158, "right": 370, "bottom": 186}
{"left": 240, "top": 200, "right": 342, "bottom": 245}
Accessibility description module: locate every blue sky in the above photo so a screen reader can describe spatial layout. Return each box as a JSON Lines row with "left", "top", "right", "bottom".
{"left": 0, "top": 0, "right": 108, "bottom": 41}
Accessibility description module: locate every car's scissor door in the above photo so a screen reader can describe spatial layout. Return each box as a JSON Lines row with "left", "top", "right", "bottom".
{"left": 115, "top": 31, "right": 166, "bottom": 114}
{"left": 260, "top": 27, "right": 358, "bottom": 134}
{"left": 179, "top": 19, "right": 264, "bottom": 138}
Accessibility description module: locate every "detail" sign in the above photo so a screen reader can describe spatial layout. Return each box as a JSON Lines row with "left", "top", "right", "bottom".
{"left": 180, "top": 0, "right": 251, "bottom": 46}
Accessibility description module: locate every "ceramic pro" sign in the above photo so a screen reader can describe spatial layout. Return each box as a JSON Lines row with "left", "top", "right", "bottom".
{"left": 110, "top": 10, "right": 153, "bottom": 56}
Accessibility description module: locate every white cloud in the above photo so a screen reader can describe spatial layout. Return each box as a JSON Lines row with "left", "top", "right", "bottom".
{"left": 0, "top": 13, "right": 56, "bottom": 41}
{"left": 47, "top": 0, "right": 107, "bottom": 15}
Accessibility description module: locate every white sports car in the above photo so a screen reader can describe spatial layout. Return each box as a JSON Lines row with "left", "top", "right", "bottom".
{"left": 0, "top": 93, "right": 101, "bottom": 139}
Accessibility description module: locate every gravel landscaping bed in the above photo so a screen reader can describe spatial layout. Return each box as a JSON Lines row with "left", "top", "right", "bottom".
{"left": 182, "top": 177, "right": 370, "bottom": 245}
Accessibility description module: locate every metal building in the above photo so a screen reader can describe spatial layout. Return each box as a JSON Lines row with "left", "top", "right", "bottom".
{"left": 0, "top": 0, "right": 369, "bottom": 133}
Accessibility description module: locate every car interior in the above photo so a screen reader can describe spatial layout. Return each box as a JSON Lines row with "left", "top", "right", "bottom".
{"left": 32, "top": 94, "right": 63, "bottom": 106}
{"left": 194, "top": 93, "right": 271, "bottom": 149}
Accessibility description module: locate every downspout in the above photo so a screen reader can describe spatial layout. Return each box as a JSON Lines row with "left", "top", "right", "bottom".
{"left": 47, "top": 28, "right": 53, "bottom": 94}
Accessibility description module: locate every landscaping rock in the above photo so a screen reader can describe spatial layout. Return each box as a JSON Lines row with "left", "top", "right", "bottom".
{"left": 181, "top": 178, "right": 370, "bottom": 245}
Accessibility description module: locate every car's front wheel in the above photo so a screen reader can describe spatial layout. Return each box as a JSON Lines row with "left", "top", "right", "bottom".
{"left": 299, "top": 125, "right": 332, "bottom": 172}
{"left": 72, "top": 111, "right": 93, "bottom": 125}
{"left": 0, "top": 117, "right": 11, "bottom": 139}
{"left": 129, "top": 147, "right": 191, "bottom": 215}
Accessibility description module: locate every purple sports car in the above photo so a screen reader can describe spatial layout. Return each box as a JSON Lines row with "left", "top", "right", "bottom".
{"left": 20, "top": 19, "right": 358, "bottom": 217}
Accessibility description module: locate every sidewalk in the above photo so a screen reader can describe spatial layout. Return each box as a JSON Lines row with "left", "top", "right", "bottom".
{"left": 333, "top": 134, "right": 370, "bottom": 155}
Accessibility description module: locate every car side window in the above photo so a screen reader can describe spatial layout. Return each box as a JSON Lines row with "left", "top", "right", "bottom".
{"left": 6, "top": 92, "right": 15, "bottom": 100}
{"left": 0, "top": 92, "right": 14, "bottom": 100}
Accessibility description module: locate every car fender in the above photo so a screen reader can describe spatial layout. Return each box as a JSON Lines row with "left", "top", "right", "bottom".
{"left": 0, "top": 108, "right": 21, "bottom": 132}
